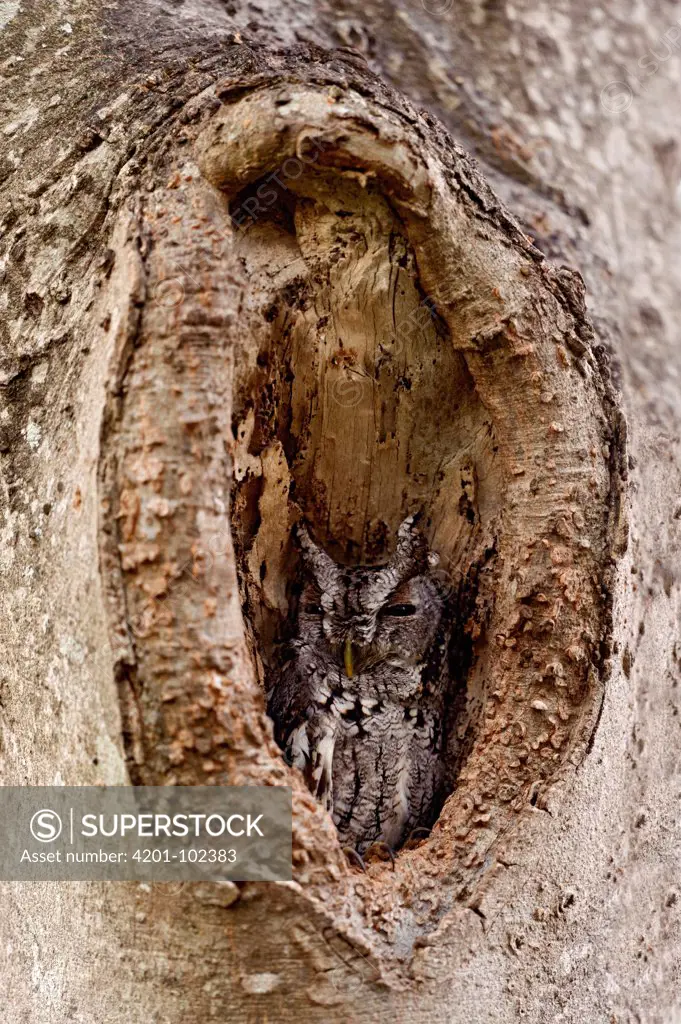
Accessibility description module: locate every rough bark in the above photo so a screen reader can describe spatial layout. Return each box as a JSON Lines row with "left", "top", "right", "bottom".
{"left": 1, "top": 1, "right": 680, "bottom": 1022}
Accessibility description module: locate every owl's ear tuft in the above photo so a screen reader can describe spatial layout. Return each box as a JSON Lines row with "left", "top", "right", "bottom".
{"left": 397, "top": 511, "right": 423, "bottom": 535}
{"left": 295, "top": 521, "right": 340, "bottom": 584}
{"left": 392, "top": 512, "right": 429, "bottom": 572}
{"left": 293, "top": 520, "right": 311, "bottom": 546}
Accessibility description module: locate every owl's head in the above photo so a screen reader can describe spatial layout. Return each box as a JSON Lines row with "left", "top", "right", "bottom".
{"left": 295, "top": 516, "right": 448, "bottom": 676}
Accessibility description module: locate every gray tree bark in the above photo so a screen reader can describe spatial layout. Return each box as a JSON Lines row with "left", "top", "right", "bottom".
{"left": 1, "top": 0, "right": 679, "bottom": 1021}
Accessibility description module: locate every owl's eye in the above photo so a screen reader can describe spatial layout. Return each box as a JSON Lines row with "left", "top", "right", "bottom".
{"left": 383, "top": 603, "right": 417, "bottom": 617}
{"left": 303, "top": 603, "right": 324, "bottom": 615}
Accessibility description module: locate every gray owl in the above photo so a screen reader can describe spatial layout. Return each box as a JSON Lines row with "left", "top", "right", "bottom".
{"left": 268, "top": 516, "right": 453, "bottom": 855}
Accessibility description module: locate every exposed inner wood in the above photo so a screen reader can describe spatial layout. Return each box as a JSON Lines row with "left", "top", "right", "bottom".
{"left": 230, "top": 170, "right": 499, "bottom": 637}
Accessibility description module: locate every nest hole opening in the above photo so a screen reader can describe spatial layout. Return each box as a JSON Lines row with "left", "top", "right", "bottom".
{"left": 227, "top": 168, "right": 500, "bottom": 848}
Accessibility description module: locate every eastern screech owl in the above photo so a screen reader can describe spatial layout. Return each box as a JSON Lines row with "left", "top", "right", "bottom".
{"left": 268, "top": 516, "right": 453, "bottom": 854}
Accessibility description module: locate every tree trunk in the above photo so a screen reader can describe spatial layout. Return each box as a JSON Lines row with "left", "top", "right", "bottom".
{"left": 1, "top": 1, "right": 679, "bottom": 1021}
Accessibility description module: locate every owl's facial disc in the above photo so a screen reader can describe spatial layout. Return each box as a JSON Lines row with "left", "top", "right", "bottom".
{"left": 295, "top": 518, "right": 445, "bottom": 676}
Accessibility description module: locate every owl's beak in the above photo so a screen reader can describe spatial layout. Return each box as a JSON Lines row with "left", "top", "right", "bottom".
{"left": 344, "top": 635, "right": 354, "bottom": 679}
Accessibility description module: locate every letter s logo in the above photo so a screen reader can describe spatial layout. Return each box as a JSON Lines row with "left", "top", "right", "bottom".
{"left": 30, "top": 809, "right": 63, "bottom": 843}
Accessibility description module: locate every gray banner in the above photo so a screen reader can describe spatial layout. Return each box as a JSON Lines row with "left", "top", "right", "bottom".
{"left": 0, "top": 786, "right": 292, "bottom": 881}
